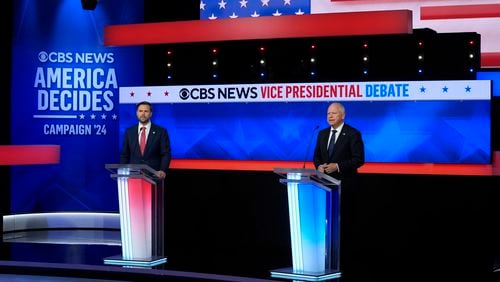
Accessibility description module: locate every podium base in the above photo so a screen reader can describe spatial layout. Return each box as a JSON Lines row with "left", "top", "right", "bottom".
{"left": 270, "top": 267, "right": 341, "bottom": 281}
{"left": 104, "top": 255, "right": 167, "bottom": 268}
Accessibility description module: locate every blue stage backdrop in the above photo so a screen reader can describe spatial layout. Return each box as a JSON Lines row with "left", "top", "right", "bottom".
{"left": 119, "top": 80, "right": 491, "bottom": 164}
{"left": 10, "top": 0, "right": 143, "bottom": 213}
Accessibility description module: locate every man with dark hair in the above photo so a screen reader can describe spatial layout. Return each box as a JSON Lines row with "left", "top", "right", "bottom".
{"left": 120, "top": 101, "right": 171, "bottom": 178}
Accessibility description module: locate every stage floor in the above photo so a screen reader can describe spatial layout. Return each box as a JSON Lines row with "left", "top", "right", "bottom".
{"left": 0, "top": 228, "right": 281, "bottom": 282}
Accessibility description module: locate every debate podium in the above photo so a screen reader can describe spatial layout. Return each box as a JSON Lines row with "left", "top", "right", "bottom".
{"left": 271, "top": 168, "right": 341, "bottom": 281}
{"left": 104, "top": 164, "right": 166, "bottom": 267}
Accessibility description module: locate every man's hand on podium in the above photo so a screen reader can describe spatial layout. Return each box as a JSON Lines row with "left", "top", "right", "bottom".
{"left": 156, "top": 170, "right": 166, "bottom": 179}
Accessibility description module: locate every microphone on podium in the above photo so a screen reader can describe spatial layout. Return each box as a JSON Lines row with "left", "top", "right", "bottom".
{"left": 302, "top": 125, "right": 319, "bottom": 169}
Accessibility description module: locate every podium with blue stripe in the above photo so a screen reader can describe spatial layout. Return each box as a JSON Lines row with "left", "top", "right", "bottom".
{"left": 271, "top": 168, "right": 341, "bottom": 281}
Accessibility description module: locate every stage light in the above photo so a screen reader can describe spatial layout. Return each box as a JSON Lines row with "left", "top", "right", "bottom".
{"left": 212, "top": 48, "right": 218, "bottom": 54}
{"left": 81, "top": 0, "right": 98, "bottom": 10}
{"left": 310, "top": 44, "right": 316, "bottom": 49}
{"left": 363, "top": 70, "right": 368, "bottom": 75}
{"left": 260, "top": 59, "right": 265, "bottom": 65}
{"left": 418, "top": 69, "right": 423, "bottom": 74}
{"left": 212, "top": 73, "right": 218, "bottom": 78}
{"left": 418, "top": 55, "right": 423, "bottom": 60}
{"left": 469, "top": 68, "right": 474, "bottom": 73}
{"left": 469, "top": 40, "right": 475, "bottom": 45}
{"left": 212, "top": 60, "right": 217, "bottom": 66}
{"left": 260, "top": 72, "right": 265, "bottom": 77}
{"left": 167, "top": 75, "right": 172, "bottom": 80}
{"left": 167, "top": 63, "right": 172, "bottom": 68}
{"left": 469, "top": 53, "right": 474, "bottom": 59}
{"left": 418, "top": 41, "right": 424, "bottom": 48}
{"left": 310, "top": 58, "right": 315, "bottom": 63}
{"left": 166, "top": 50, "right": 173, "bottom": 56}
{"left": 259, "top": 46, "right": 265, "bottom": 52}
{"left": 362, "top": 56, "right": 368, "bottom": 62}
{"left": 362, "top": 42, "right": 368, "bottom": 48}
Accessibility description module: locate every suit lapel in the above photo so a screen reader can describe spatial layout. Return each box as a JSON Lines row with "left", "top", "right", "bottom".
{"left": 329, "top": 127, "right": 348, "bottom": 160}
{"left": 132, "top": 125, "right": 141, "bottom": 154}
{"left": 143, "top": 125, "right": 157, "bottom": 155}
{"left": 333, "top": 128, "right": 348, "bottom": 156}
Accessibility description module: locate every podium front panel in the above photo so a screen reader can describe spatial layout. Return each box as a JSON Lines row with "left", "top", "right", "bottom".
{"left": 272, "top": 168, "right": 341, "bottom": 281}
{"left": 105, "top": 164, "right": 165, "bottom": 267}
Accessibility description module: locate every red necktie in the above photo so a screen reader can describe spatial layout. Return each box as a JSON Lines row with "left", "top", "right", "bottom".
{"left": 140, "top": 126, "right": 146, "bottom": 156}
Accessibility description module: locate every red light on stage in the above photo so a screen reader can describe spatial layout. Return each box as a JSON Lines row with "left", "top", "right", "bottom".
{"left": 212, "top": 48, "right": 218, "bottom": 54}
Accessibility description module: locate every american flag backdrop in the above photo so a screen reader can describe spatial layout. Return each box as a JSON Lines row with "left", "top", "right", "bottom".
{"left": 200, "top": 0, "right": 310, "bottom": 19}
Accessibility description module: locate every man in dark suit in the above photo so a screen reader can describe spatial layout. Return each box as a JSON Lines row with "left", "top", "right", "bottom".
{"left": 120, "top": 101, "right": 171, "bottom": 179}
{"left": 313, "top": 102, "right": 364, "bottom": 179}
{"left": 313, "top": 102, "right": 365, "bottom": 279}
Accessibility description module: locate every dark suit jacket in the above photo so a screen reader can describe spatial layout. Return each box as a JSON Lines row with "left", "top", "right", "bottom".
{"left": 313, "top": 123, "right": 365, "bottom": 180}
{"left": 119, "top": 122, "right": 171, "bottom": 172}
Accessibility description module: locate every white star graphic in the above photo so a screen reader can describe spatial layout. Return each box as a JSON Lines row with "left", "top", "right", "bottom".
{"left": 229, "top": 12, "right": 238, "bottom": 18}
{"left": 91, "top": 114, "right": 96, "bottom": 120}
{"left": 218, "top": 0, "right": 227, "bottom": 9}
{"left": 261, "top": 0, "right": 270, "bottom": 7}
{"left": 200, "top": 0, "right": 206, "bottom": 10}
{"left": 272, "top": 9, "right": 282, "bottom": 16}
{"left": 209, "top": 13, "right": 218, "bottom": 20}
{"left": 79, "top": 114, "right": 85, "bottom": 119}
{"left": 284, "top": 0, "right": 291, "bottom": 5}
{"left": 251, "top": 11, "right": 260, "bottom": 17}
{"left": 112, "top": 114, "right": 118, "bottom": 120}
{"left": 101, "top": 114, "right": 107, "bottom": 120}
{"left": 239, "top": 0, "right": 248, "bottom": 8}
{"left": 295, "top": 9, "right": 304, "bottom": 15}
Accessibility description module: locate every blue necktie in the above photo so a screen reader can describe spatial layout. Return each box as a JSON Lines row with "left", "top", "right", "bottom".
{"left": 328, "top": 129, "right": 337, "bottom": 157}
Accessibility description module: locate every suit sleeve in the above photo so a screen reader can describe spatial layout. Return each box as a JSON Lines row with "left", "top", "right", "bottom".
{"left": 313, "top": 132, "right": 323, "bottom": 169}
{"left": 159, "top": 127, "right": 172, "bottom": 172}
{"left": 338, "top": 129, "right": 365, "bottom": 174}
{"left": 119, "top": 128, "right": 131, "bottom": 164}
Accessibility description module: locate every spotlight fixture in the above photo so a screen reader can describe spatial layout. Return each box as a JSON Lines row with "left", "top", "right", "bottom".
{"left": 81, "top": 0, "right": 98, "bottom": 10}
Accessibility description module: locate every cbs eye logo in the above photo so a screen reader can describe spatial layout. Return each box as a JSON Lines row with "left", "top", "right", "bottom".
{"left": 179, "top": 88, "right": 190, "bottom": 100}
{"left": 38, "top": 51, "right": 49, "bottom": 62}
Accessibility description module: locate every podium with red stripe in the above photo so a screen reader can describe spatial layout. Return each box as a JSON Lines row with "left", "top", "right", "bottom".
{"left": 104, "top": 164, "right": 166, "bottom": 267}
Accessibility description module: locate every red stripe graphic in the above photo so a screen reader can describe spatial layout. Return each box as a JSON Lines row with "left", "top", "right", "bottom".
{"left": 104, "top": 11, "right": 412, "bottom": 46}
{"left": 170, "top": 159, "right": 496, "bottom": 176}
{"left": 421, "top": 4, "right": 500, "bottom": 20}
{"left": 0, "top": 145, "right": 60, "bottom": 165}
{"left": 482, "top": 52, "right": 500, "bottom": 67}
